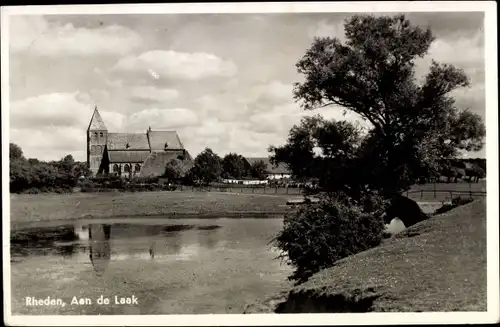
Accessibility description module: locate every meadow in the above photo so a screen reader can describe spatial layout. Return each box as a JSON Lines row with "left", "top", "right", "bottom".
{"left": 9, "top": 180, "right": 486, "bottom": 226}
{"left": 9, "top": 191, "right": 291, "bottom": 226}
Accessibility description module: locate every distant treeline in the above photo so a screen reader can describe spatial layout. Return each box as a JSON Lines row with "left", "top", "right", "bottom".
{"left": 10, "top": 143, "right": 91, "bottom": 194}
{"left": 9, "top": 142, "right": 486, "bottom": 194}
{"left": 444, "top": 158, "right": 486, "bottom": 172}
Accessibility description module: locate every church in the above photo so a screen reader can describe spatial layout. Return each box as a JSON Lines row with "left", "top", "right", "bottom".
{"left": 87, "top": 107, "right": 193, "bottom": 178}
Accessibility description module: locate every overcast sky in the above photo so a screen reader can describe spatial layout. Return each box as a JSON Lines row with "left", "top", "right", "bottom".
{"left": 9, "top": 11, "right": 485, "bottom": 161}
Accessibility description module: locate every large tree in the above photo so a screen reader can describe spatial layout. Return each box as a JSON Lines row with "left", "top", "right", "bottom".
{"left": 222, "top": 153, "right": 249, "bottom": 179}
{"left": 273, "top": 14, "right": 485, "bottom": 196}
{"left": 10, "top": 143, "right": 24, "bottom": 161}
{"left": 190, "top": 148, "right": 223, "bottom": 185}
{"left": 250, "top": 160, "right": 268, "bottom": 180}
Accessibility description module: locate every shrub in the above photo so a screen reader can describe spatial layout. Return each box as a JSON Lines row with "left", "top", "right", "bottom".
{"left": 272, "top": 194, "right": 386, "bottom": 284}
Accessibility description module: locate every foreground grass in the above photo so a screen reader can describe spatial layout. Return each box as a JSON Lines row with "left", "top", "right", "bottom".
{"left": 10, "top": 191, "right": 291, "bottom": 226}
{"left": 245, "top": 199, "right": 487, "bottom": 313}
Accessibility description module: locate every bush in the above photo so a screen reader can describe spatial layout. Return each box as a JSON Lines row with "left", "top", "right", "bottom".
{"left": 272, "top": 194, "right": 386, "bottom": 284}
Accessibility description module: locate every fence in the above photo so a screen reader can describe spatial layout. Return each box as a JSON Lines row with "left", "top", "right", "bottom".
{"left": 174, "top": 184, "right": 305, "bottom": 195}
{"left": 405, "top": 189, "right": 487, "bottom": 202}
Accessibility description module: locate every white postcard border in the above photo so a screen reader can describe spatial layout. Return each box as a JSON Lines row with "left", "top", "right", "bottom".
{"left": 2, "top": 1, "right": 498, "bottom": 326}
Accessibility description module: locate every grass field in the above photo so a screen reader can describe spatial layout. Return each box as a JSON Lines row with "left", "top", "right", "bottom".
{"left": 9, "top": 181, "right": 486, "bottom": 226}
{"left": 245, "top": 198, "right": 487, "bottom": 313}
{"left": 9, "top": 191, "right": 291, "bottom": 226}
{"left": 406, "top": 181, "right": 486, "bottom": 202}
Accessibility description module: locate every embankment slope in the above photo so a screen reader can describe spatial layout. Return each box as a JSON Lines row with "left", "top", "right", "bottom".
{"left": 246, "top": 199, "right": 487, "bottom": 313}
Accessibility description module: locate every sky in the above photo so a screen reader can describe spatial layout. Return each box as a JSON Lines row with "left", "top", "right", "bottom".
{"left": 8, "top": 11, "right": 486, "bottom": 162}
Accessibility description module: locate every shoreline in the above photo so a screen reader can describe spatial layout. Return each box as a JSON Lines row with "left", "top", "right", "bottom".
{"left": 10, "top": 211, "right": 287, "bottom": 230}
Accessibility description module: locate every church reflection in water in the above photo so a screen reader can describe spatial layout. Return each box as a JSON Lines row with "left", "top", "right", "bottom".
{"left": 88, "top": 224, "right": 111, "bottom": 274}
{"left": 10, "top": 222, "right": 224, "bottom": 270}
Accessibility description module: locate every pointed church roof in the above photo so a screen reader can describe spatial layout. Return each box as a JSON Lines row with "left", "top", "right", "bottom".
{"left": 88, "top": 107, "right": 107, "bottom": 131}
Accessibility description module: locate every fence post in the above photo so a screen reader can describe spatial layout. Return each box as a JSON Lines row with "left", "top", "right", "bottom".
{"left": 469, "top": 182, "right": 472, "bottom": 199}
{"left": 420, "top": 189, "right": 423, "bottom": 199}
{"left": 275, "top": 187, "right": 278, "bottom": 194}
{"left": 449, "top": 191, "right": 453, "bottom": 201}
{"left": 433, "top": 182, "right": 436, "bottom": 199}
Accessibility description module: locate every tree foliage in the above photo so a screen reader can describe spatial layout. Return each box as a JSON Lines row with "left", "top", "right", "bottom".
{"left": 272, "top": 14, "right": 485, "bottom": 196}
{"left": 163, "top": 159, "right": 182, "bottom": 182}
{"left": 190, "top": 148, "right": 223, "bottom": 185}
{"left": 250, "top": 160, "right": 268, "bottom": 180}
{"left": 9, "top": 143, "right": 90, "bottom": 193}
{"left": 10, "top": 143, "right": 24, "bottom": 161}
{"left": 222, "top": 153, "right": 249, "bottom": 179}
{"left": 272, "top": 193, "right": 387, "bottom": 284}
{"left": 269, "top": 14, "right": 486, "bottom": 284}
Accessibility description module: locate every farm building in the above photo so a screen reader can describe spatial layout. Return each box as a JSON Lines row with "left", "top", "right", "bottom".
{"left": 244, "top": 157, "right": 292, "bottom": 180}
{"left": 87, "top": 107, "right": 193, "bottom": 177}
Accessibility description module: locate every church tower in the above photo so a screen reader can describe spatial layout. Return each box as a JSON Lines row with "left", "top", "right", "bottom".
{"left": 87, "top": 107, "right": 108, "bottom": 175}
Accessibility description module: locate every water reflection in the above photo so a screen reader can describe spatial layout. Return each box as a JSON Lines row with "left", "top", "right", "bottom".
{"left": 88, "top": 224, "right": 111, "bottom": 274}
{"left": 11, "top": 218, "right": 292, "bottom": 315}
{"left": 197, "top": 229, "right": 220, "bottom": 249}
{"left": 11, "top": 221, "right": 224, "bottom": 263}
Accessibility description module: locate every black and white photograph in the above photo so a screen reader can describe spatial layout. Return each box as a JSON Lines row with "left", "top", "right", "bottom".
{"left": 2, "top": 2, "right": 498, "bottom": 326}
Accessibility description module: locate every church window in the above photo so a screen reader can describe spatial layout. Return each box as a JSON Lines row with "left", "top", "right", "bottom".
{"left": 94, "top": 132, "right": 98, "bottom": 137}
{"left": 135, "top": 164, "right": 141, "bottom": 173}
{"left": 177, "top": 155, "right": 184, "bottom": 161}
{"left": 124, "top": 164, "right": 131, "bottom": 173}
{"left": 113, "top": 164, "right": 119, "bottom": 173}
{"left": 100, "top": 132, "right": 103, "bottom": 137}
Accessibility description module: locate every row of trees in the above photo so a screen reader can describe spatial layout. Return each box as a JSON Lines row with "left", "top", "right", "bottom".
{"left": 269, "top": 14, "right": 487, "bottom": 283}
{"left": 164, "top": 148, "right": 268, "bottom": 185}
{"left": 10, "top": 143, "right": 91, "bottom": 194}
{"left": 9, "top": 143, "right": 270, "bottom": 193}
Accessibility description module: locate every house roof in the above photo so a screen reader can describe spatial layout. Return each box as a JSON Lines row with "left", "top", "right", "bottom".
{"left": 107, "top": 133, "right": 150, "bottom": 150}
{"left": 140, "top": 150, "right": 193, "bottom": 177}
{"left": 87, "top": 108, "right": 107, "bottom": 131}
{"left": 108, "top": 150, "right": 151, "bottom": 163}
{"left": 147, "top": 131, "right": 184, "bottom": 150}
{"left": 245, "top": 157, "right": 291, "bottom": 175}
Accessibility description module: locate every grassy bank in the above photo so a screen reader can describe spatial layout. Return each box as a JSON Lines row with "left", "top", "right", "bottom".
{"left": 10, "top": 191, "right": 292, "bottom": 226}
{"left": 245, "top": 198, "right": 487, "bottom": 313}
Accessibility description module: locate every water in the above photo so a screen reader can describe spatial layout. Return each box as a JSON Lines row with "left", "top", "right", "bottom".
{"left": 10, "top": 218, "right": 292, "bottom": 315}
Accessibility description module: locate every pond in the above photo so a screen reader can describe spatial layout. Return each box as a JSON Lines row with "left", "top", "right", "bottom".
{"left": 10, "top": 218, "right": 293, "bottom": 315}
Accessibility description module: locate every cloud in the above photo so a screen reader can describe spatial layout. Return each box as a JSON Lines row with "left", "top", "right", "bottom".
{"left": 112, "top": 50, "right": 238, "bottom": 81}
{"left": 129, "top": 86, "right": 180, "bottom": 104}
{"left": 10, "top": 92, "right": 126, "bottom": 161}
{"left": 100, "top": 110, "right": 128, "bottom": 132}
{"left": 10, "top": 16, "right": 143, "bottom": 56}
{"left": 416, "top": 31, "right": 484, "bottom": 78}
{"left": 10, "top": 92, "right": 92, "bottom": 129}
{"left": 128, "top": 108, "right": 199, "bottom": 130}
{"left": 414, "top": 30, "right": 485, "bottom": 115}
{"left": 251, "top": 81, "right": 294, "bottom": 105}
{"left": 307, "top": 20, "right": 346, "bottom": 41}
